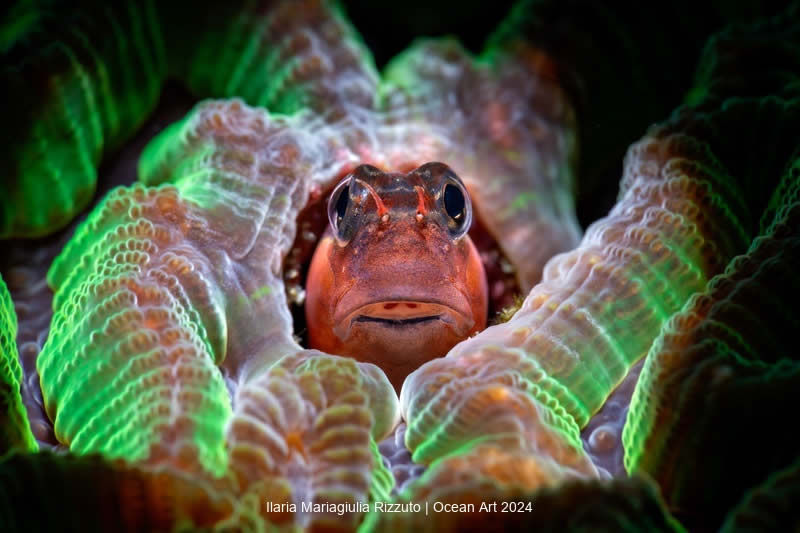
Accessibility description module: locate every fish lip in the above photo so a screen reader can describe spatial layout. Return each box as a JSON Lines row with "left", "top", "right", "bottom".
{"left": 351, "top": 314, "right": 442, "bottom": 327}
{"left": 332, "top": 298, "right": 474, "bottom": 340}
{"left": 333, "top": 281, "right": 474, "bottom": 322}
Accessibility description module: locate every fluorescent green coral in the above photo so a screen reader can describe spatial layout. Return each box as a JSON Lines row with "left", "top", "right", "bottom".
{"left": 1, "top": 0, "right": 378, "bottom": 238}
{"left": 40, "top": 185, "right": 232, "bottom": 475}
{"left": 622, "top": 156, "right": 800, "bottom": 527}
{"left": 1, "top": 0, "right": 167, "bottom": 238}
{"left": 400, "top": 124, "right": 752, "bottom": 474}
{"left": 0, "top": 274, "right": 37, "bottom": 454}
{"left": 226, "top": 352, "right": 399, "bottom": 531}
{"left": 401, "top": 6, "right": 800, "bottom": 495}
{"left": 5, "top": 1, "right": 800, "bottom": 529}
{"left": 720, "top": 456, "right": 800, "bottom": 532}
{"left": 621, "top": 15, "right": 800, "bottom": 520}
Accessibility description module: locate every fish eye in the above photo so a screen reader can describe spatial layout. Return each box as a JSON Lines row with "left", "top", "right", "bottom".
{"left": 442, "top": 179, "right": 472, "bottom": 238}
{"left": 327, "top": 177, "right": 352, "bottom": 239}
{"left": 444, "top": 184, "right": 465, "bottom": 220}
{"left": 335, "top": 184, "right": 350, "bottom": 223}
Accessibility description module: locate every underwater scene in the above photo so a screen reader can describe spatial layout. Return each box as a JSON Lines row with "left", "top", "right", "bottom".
{"left": 1, "top": 0, "right": 800, "bottom": 531}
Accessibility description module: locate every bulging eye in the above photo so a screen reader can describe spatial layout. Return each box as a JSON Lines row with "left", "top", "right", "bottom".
{"left": 327, "top": 177, "right": 351, "bottom": 240}
{"left": 444, "top": 184, "right": 465, "bottom": 220}
{"left": 442, "top": 180, "right": 472, "bottom": 238}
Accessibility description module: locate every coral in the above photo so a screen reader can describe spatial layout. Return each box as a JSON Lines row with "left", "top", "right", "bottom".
{"left": 720, "top": 456, "right": 800, "bottom": 532}
{"left": 0, "top": 1, "right": 166, "bottom": 237}
{"left": 226, "top": 350, "right": 398, "bottom": 530}
{"left": 395, "top": 5, "right": 800, "bottom": 512}
{"left": 40, "top": 184, "right": 234, "bottom": 474}
{"left": 0, "top": 274, "right": 37, "bottom": 454}
{"left": 2, "top": 0, "right": 800, "bottom": 531}
{"left": 623, "top": 160, "right": 800, "bottom": 529}
{"left": 362, "top": 475, "right": 682, "bottom": 533}
{"left": 380, "top": 38, "right": 581, "bottom": 288}
{"left": 0, "top": 0, "right": 374, "bottom": 238}
{"left": 0, "top": 451, "right": 241, "bottom": 531}
{"left": 400, "top": 124, "right": 749, "bottom": 480}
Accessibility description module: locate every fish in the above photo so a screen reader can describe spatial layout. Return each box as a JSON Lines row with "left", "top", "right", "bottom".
{"left": 305, "top": 162, "right": 489, "bottom": 390}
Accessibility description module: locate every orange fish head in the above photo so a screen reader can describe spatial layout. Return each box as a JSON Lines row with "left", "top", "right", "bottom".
{"left": 305, "top": 162, "right": 488, "bottom": 390}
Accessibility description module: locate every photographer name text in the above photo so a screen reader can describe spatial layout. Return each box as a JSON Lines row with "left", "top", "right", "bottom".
{"left": 265, "top": 500, "right": 533, "bottom": 516}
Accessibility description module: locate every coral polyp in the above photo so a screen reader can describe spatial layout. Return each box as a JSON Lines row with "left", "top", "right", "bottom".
{"left": 41, "top": 184, "right": 234, "bottom": 473}
{"left": 0, "top": 274, "right": 37, "bottom": 454}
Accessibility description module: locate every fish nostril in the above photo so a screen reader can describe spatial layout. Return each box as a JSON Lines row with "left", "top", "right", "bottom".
{"left": 405, "top": 303, "right": 417, "bottom": 308}
{"left": 384, "top": 303, "right": 398, "bottom": 310}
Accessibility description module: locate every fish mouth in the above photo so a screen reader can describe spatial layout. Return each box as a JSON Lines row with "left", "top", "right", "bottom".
{"left": 334, "top": 300, "right": 472, "bottom": 340}
{"left": 352, "top": 314, "right": 442, "bottom": 327}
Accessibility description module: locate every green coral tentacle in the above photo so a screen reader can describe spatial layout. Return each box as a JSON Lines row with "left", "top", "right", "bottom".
{"left": 1, "top": 1, "right": 167, "bottom": 237}
{"left": 623, "top": 155, "right": 800, "bottom": 530}
{"left": 39, "top": 184, "right": 233, "bottom": 475}
{"left": 0, "top": 0, "right": 378, "bottom": 238}
{"left": 0, "top": 274, "right": 37, "bottom": 455}
{"left": 399, "top": 1, "right": 800, "bottom": 504}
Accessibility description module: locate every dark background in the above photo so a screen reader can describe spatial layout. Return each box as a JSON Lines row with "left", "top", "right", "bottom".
{"left": 342, "top": 0, "right": 516, "bottom": 67}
